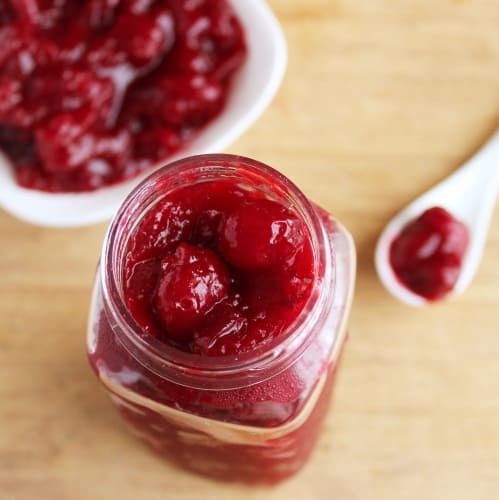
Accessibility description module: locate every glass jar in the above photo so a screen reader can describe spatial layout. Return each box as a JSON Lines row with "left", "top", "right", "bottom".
{"left": 87, "top": 154, "right": 356, "bottom": 484}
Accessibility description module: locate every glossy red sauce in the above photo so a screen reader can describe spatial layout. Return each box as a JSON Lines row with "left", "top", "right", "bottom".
{"left": 89, "top": 188, "right": 340, "bottom": 482}
{"left": 390, "top": 206, "right": 469, "bottom": 300}
{"left": 0, "top": 0, "right": 246, "bottom": 192}
{"left": 87, "top": 160, "right": 352, "bottom": 483}
{"left": 124, "top": 179, "right": 315, "bottom": 355}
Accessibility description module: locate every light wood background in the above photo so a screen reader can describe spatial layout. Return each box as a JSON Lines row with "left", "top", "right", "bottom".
{"left": 1, "top": 1, "right": 499, "bottom": 499}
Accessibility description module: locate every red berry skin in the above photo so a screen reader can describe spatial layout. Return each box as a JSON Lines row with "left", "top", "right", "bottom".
{"left": 0, "top": 77, "right": 22, "bottom": 119}
{"left": 191, "top": 302, "right": 248, "bottom": 356}
{"left": 128, "top": 196, "right": 194, "bottom": 263}
{"left": 219, "top": 200, "right": 306, "bottom": 271}
{"left": 86, "top": 0, "right": 120, "bottom": 31}
{"left": 396, "top": 255, "right": 461, "bottom": 301}
{"left": 35, "top": 109, "right": 95, "bottom": 172}
{"left": 125, "top": 258, "right": 162, "bottom": 337}
{"left": 59, "top": 68, "right": 115, "bottom": 123}
{"left": 0, "top": 126, "right": 37, "bottom": 165}
{"left": 127, "top": 74, "right": 223, "bottom": 127}
{"left": 154, "top": 243, "right": 230, "bottom": 341}
{"left": 11, "top": 0, "right": 66, "bottom": 30}
{"left": 22, "top": 68, "right": 115, "bottom": 128}
{"left": 35, "top": 109, "right": 131, "bottom": 173}
{"left": 0, "top": 25, "right": 22, "bottom": 68}
{"left": 390, "top": 206, "right": 469, "bottom": 300}
{"left": 112, "top": 10, "right": 174, "bottom": 67}
{"left": 133, "top": 128, "right": 180, "bottom": 162}
{"left": 0, "top": 2, "right": 15, "bottom": 25}
{"left": 124, "top": 0, "right": 154, "bottom": 15}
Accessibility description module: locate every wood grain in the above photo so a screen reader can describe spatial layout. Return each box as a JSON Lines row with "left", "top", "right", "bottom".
{"left": 1, "top": 1, "right": 499, "bottom": 498}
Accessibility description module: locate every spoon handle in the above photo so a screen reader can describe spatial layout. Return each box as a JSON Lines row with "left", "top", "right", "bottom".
{"left": 465, "top": 129, "right": 499, "bottom": 193}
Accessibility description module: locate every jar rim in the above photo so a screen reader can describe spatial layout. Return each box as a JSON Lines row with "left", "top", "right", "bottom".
{"left": 100, "top": 154, "right": 335, "bottom": 389}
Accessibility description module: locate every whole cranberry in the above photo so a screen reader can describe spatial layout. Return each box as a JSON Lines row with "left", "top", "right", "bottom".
{"left": 390, "top": 206, "right": 469, "bottom": 300}
{"left": 219, "top": 200, "right": 306, "bottom": 271}
{"left": 154, "top": 243, "right": 230, "bottom": 341}
{"left": 35, "top": 109, "right": 95, "bottom": 172}
{"left": 191, "top": 302, "right": 248, "bottom": 356}
{"left": 112, "top": 10, "right": 174, "bottom": 67}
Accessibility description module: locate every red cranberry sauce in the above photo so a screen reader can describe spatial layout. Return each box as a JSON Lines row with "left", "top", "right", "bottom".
{"left": 124, "top": 178, "right": 315, "bottom": 356}
{"left": 94, "top": 315, "right": 340, "bottom": 483}
{"left": 91, "top": 302, "right": 340, "bottom": 482}
{"left": 389, "top": 206, "right": 469, "bottom": 300}
{"left": 89, "top": 192, "right": 342, "bottom": 483}
{"left": 86, "top": 156, "right": 357, "bottom": 483}
{"left": 0, "top": 0, "right": 246, "bottom": 192}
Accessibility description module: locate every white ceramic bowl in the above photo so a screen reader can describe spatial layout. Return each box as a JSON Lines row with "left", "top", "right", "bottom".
{"left": 0, "top": 0, "right": 287, "bottom": 227}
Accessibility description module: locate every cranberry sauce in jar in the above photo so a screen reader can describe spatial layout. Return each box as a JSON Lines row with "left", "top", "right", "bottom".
{"left": 87, "top": 154, "right": 356, "bottom": 484}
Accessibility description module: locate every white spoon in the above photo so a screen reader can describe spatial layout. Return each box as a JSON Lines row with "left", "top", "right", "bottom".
{"left": 375, "top": 129, "right": 499, "bottom": 307}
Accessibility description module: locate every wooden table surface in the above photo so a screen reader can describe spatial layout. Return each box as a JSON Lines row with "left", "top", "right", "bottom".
{"left": 1, "top": 1, "right": 499, "bottom": 499}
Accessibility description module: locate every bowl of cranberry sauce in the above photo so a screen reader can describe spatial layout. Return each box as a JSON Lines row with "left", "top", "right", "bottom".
{"left": 87, "top": 154, "right": 356, "bottom": 484}
{"left": 0, "top": 0, "right": 287, "bottom": 227}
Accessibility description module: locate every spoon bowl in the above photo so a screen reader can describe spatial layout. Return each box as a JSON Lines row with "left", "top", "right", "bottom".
{"left": 376, "top": 129, "right": 499, "bottom": 306}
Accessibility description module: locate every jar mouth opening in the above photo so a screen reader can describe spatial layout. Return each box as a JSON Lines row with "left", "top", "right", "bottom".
{"left": 101, "top": 154, "right": 334, "bottom": 384}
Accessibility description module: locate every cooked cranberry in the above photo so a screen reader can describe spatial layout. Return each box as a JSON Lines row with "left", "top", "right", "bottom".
{"left": 162, "top": 75, "right": 224, "bottom": 126}
{"left": 24, "top": 68, "right": 115, "bottom": 126}
{"left": 191, "top": 209, "right": 224, "bottom": 248}
{"left": 86, "top": 0, "right": 120, "bottom": 31}
{"left": 15, "top": 161, "right": 49, "bottom": 190}
{"left": 12, "top": 0, "right": 66, "bottom": 30}
{"left": 124, "top": 0, "right": 154, "bottom": 15}
{"left": 191, "top": 302, "right": 248, "bottom": 356}
{"left": 124, "top": 179, "right": 315, "bottom": 357}
{"left": 133, "top": 128, "right": 180, "bottom": 161}
{"left": 154, "top": 243, "right": 230, "bottom": 341}
{"left": 0, "top": 125, "right": 37, "bottom": 164}
{"left": 60, "top": 68, "right": 114, "bottom": 118}
{"left": 242, "top": 309, "right": 287, "bottom": 351}
{"left": 125, "top": 258, "right": 162, "bottom": 336}
{"left": 0, "top": 25, "right": 21, "bottom": 67}
{"left": 390, "top": 206, "right": 469, "bottom": 300}
{"left": 219, "top": 200, "right": 306, "bottom": 271}
{"left": 192, "top": 300, "right": 287, "bottom": 357}
{"left": 126, "top": 73, "right": 223, "bottom": 128}
{"left": 0, "top": 0, "right": 246, "bottom": 192}
{"left": 206, "top": 3, "right": 247, "bottom": 68}
{"left": 0, "top": 77, "right": 22, "bottom": 118}
{"left": 35, "top": 108, "right": 132, "bottom": 173}
{"left": 0, "top": 1, "right": 15, "bottom": 25}
{"left": 35, "top": 109, "right": 95, "bottom": 172}
{"left": 167, "top": 0, "right": 244, "bottom": 78}
{"left": 112, "top": 10, "right": 174, "bottom": 67}
{"left": 92, "top": 128, "right": 132, "bottom": 166}
{"left": 128, "top": 195, "right": 194, "bottom": 262}
{"left": 241, "top": 270, "right": 304, "bottom": 312}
